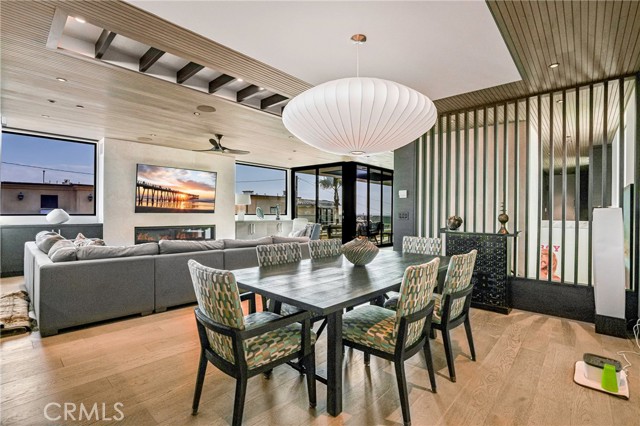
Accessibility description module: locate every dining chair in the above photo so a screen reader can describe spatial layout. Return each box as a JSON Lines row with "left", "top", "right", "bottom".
{"left": 309, "top": 238, "right": 342, "bottom": 259}
{"left": 430, "top": 249, "right": 477, "bottom": 382}
{"left": 342, "top": 258, "right": 440, "bottom": 426}
{"left": 384, "top": 236, "right": 442, "bottom": 310}
{"left": 256, "top": 242, "right": 303, "bottom": 315}
{"left": 402, "top": 236, "right": 442, "bottom": 255}
{"left": 188, "top": 260, "right": 316, "bottom": 426}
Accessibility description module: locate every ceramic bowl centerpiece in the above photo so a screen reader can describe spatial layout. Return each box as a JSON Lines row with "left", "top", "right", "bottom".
{"left": 342, "top": 237, "right": 379, "bottom": 266}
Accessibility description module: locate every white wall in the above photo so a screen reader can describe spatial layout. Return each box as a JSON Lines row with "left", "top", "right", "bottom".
{"left": 103, "top": 138, "right": 235, "bottom": 245}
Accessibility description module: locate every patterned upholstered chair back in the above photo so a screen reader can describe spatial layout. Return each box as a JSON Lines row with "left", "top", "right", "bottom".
{"left": 394, "top": 258, "right": 440, "bottom": 347}
{"left": 188, "top": 260, "right": 245, "bottom": 363}
{"left": 402, "top": 236, "right": 442, "bottom": 255}
{"left": 441, "top": 250, "right": 477, "bottom": 319}
{"left": 256, "top": 242, "right": 302, "bottom": 266}
{"left": 309, "top": 239, "right": 342, "bottom": 259}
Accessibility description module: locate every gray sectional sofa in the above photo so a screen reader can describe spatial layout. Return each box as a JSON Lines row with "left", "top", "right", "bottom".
{"left": 24, "top": 236, "right": 311, "bottom": 336}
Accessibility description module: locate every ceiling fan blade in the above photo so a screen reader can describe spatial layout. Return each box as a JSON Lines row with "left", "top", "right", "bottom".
{"left": 208, "top": 138, "right": 222, "bottom": 150}
{"left": 192, "top": 148, "right": 216, "bottom": 152}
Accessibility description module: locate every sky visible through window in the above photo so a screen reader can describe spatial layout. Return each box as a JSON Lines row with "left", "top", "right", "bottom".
{"left": 235, "top": 164, "right": 286, "bottom": 196}
{"left": 1, "top": 133, "right": 95, "bottom": 185}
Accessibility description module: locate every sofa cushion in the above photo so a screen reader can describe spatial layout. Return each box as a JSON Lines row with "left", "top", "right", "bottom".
{"left": 272, "top": 236, "right": 310, "bottom": 244}
{"left": 158, "top": 239, "right": 224, "bottom": 254}
{"left": 77, "top": 243, "right": 159, "bottom": 260}
{"left": 223, "top": 237, "right": 273, "bottom": 249}
{"left": 72, "top": 233, "right": 106, "bottom": 247}
{"left": 35, "top": 231, "right": 64, "bottom": 254}
{"left": 48, "top": 240, "right": 77, "bottom": 263}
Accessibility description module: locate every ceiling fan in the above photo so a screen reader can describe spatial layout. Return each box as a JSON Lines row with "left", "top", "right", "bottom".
{"left": 194, "top": 134, "right": 250, "bottom": 155}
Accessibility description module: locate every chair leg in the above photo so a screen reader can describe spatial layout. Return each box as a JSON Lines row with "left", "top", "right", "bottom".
{"left": 464, "top": 316, "right": 476, "bottom": 361}
{"left": 423, "top": 339, "right": 437, "bottom": 393}
{"left": 305, "top": 350, "right": 317, "bottom": 408}
{"left": 232, "top": 376, "right": 248, "bottom": 426}
{"left": 248, "top": 293, "right": 256, "bottom": 314}
{"left": 192, "top": 351, "right": 208, "bottom": 415}
{"left": 441, "top": 329, "right": 456, "bottom": 382}
{"left": 364, "top": 352, "right": 371, "bottom": 366}
{"left": 263, "top": 369, "right": 273, "bottom": 379}
{"left": 394, "top": 361, "right": 411, "bottom": 426}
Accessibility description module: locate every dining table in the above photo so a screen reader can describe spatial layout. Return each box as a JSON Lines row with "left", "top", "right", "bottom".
{"left": 233, "top": 249, "right": 450, "bottom": 416}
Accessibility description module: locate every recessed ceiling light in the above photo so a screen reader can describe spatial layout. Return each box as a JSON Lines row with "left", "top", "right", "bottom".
{"left": 76, "top": 105, "right": 84, "bottom": 109}
{"left": 237, "top": 78, "right": 243, "bottom": 82}
{"left": 549, "top": 63, "right": 559, "bottom": 69}
{"left": 556, "top": 100, "right": 563, "bottom": 104}
{"left": 56, "top": 77, "right": 67, "bottom": 82}
{"left": 351, "top": 151, "right": 365, "bottom": 155}
{"left": 48, "top": 99, "right": 56, "bottom": 103}
{"left": 193, "top": 112, "right": 200, "bottom": 116}
{"left": 74, "top": 17, "right": 86, "bottom": 23}
{"left": 259, "top": 87, "right": 264, "bottom": 91}
{"left": 41, "top": 115, "right": 50, "bottom": 118}
{"left": 150, "top": 134, "right": 157, "bottom": 137}
{"left": 196, "top": 105, "right": 216, "bottom": 113}
{"left": 293, "top": 150, "right": 297, "bottom": 152}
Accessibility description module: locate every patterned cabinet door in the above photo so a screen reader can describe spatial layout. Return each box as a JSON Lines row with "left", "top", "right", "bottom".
{"left": 444, "top": 231, "right": 513, "bottom": 314}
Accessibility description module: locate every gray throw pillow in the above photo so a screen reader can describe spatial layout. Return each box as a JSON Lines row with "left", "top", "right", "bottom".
{"left": 158, "top": 239, "right": 224, "bottom": 254}
{"left": 272, "top": 236, "right": 310, "bottom": 244}
{"left": 223, "top": 237, "right": 273, "bottom": 249}
{"left": 73, "top": 232, "right": 106, "bottom": 247}
{"left": 35, "top": 231, "right": 64, "bottom": 254}
{"left": 303, "top": 224, "right": 315, "bottom": 237}
{"left": 291, "top": 229, "right": 307, "bottom": 237}
{"left": 76, "top": 243, "right": 159, "bottom": 260}
{"left": 48, "top": 240, "right": 77, "bottom": 262}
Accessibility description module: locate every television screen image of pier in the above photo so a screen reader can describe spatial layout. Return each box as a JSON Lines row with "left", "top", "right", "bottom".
{"left": 135, "top": 164, "right": 217, "bottom": 213}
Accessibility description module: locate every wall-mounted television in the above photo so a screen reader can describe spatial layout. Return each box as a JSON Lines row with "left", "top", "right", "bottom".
{"left": 135, "top": 164, "right": 217, "bottom": 213}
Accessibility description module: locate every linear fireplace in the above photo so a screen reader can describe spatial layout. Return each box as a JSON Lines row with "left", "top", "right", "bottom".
{"left": 134, "top": 225, "right": 216, "bottom": 244}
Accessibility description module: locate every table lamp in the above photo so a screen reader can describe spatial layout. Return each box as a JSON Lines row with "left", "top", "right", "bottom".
{"left": 46, "top": 208, "right": 70, "bottom": 234}
{"left": 235, "top": 194, "right": 251, "bottom": 221}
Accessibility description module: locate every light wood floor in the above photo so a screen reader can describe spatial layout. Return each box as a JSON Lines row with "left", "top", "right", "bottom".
{"left": 1, "top": 276, "right": 638, "bottom": 426}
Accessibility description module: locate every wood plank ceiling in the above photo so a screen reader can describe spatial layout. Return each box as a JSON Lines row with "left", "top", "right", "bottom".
{"left": 434, "top": 0, "right": 640, "bottom": 114}
{"left": 0, "top": 0, "right": 391, "bottom": 169}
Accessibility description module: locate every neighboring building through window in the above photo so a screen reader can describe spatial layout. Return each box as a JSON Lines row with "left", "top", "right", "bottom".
{"left": 235, "top": 164, "right": 287, "bottom": 215}
{"left": 0, "top": 132, "right": 96, "bottom": 215}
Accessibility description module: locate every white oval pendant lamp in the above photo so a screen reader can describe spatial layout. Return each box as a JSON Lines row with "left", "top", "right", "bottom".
{"left": 283, "top": 34, "right": 437, "bottom": 156}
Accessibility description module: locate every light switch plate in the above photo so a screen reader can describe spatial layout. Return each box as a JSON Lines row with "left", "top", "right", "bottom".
{"left": 398, "top": 190, "right": 407, "bottom": 199}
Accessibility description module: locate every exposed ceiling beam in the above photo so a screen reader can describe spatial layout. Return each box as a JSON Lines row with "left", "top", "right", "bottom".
{"left": 237, "top": 85, "right": 261, "bottom": 103}
{"left": 260, "top": 94, "right": 288, "bottom": 110}
{"left": 139, "top": 47, "right": 165, "bottom": 73}
{"left": 208, "top": 74, "right": 235, "bottom": 93}
{"left": 176, "top": 62, "right": 204, "bottom": 84}
{"left": 95, "top": 30, "right": 117, "bottom": 59}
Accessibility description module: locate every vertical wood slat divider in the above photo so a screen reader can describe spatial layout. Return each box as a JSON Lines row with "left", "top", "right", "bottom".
{"left": 588, "top": 84, "right": 595, "bottom": 287}
{"left": 574, "top": 88, "right": 581, "bottom": 284}
{"left": 602, "top": 81, "right": 608, "bottom": 207}
{"left": 483, "top": 107, "right": 489, "bottom": 233}
{"left": 494, "top": 105, "right": 499, "bottom": 232}
{"left": 473, "top": 109, "right": 479, "bottom": 233}
{"left": 549, "top": 94, "right": 554, "bottom": 283}
{"left": 514, "top": 101, "right": 520, "bottom": 276}
{"left": 561, "top": 90, "right": 567, "bottom": 284}
{"left": 464, "top": 111, "right": 469, "bottom": 232}
{"left": 618, "top": 78, "right": 625, "bottom": 206}
{"left": 525, "top": 98, "right": 531, "bottom": 278}
{"left": 537, "top": 95, "right": 543, "bottom": 281}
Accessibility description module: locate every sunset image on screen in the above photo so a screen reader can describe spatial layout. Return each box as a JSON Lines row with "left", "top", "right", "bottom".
{"left": 135, "top": 164, "right": 217, "bottom": 213}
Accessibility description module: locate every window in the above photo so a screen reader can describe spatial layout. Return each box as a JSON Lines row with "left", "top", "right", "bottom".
{"left": 235, "top": 163, "right": 287, "bottom": 215}
{"left": 0, "top": 132, "right": 96, "bottom": 215}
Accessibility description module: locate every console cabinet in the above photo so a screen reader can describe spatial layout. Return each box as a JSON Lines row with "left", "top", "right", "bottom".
{"left": 235, "top": 220, "right": 293, "bottom": 240}
{"left": 443, "top": 230, "right": 516, "bottom": 314}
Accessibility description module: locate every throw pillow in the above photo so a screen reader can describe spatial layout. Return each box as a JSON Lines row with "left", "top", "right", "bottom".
{"left": 272, "top": 236, "right": 310, "bottom": 244}
{"left": 35, "top": 231, "right": 64, "bottom": 254}
{"left": 292, "top": 229, "right": 306, "bottom": 237}
{"left": 73, "top": 232, "right": 106, "bottom": 247}
{"left": 48, "top": 240, "right": 77, "bottom": 262}
{"left": 304, "top": 224, "right": 315, "bottom": 237}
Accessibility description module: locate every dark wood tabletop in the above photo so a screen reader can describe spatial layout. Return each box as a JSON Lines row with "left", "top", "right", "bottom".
{"left": 233, "top": 250, "right": 450, "bottom": 316}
